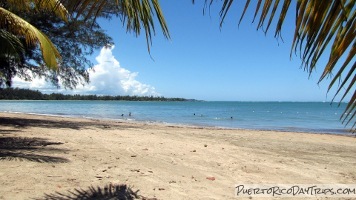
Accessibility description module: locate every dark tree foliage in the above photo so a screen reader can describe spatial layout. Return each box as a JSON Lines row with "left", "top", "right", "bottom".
{"left": 0, "top": 87, "right": 189, "bottom": 101}
{"left": 0, "top": 1, "right": 114, "bottom": 89}
{"left": 0, "top": 88, "right": 43, "bottom": 100}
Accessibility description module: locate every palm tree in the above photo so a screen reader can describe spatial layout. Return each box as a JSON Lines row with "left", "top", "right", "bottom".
{"left": 196, "top": 0, "right": 355, "bottom": 131}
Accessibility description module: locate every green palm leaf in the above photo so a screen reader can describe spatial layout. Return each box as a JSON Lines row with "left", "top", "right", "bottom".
{"left": 0, "top": 7, "right": 61, "bottom": 70}
{"left": 64, "top": 0, "right": 170, "bottom": 52}
{"left": 5, "top": 0, "right": 68, "bottom": 21}
{"left": 0, "top": 0, "right": 69, "bottom": 70}
{"left": 0, "top": 29, "right": 25, "bottom": 59}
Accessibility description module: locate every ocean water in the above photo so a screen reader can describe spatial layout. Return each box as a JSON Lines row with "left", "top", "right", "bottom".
{"left": 0, "top": 100, "right": 351, "bottom": 134}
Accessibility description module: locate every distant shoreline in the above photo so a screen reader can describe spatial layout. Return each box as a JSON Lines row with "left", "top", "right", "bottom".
{"left": 0, "top": 87, "right": 195, "bottom": 101}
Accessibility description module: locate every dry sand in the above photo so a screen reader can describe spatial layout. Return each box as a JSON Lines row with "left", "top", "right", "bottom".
{"left": 0, "top": 112, "right": 355, "bottom": 199}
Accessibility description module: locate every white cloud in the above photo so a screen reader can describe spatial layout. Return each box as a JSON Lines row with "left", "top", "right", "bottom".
{"left": 12, "top": 76, "right": 58, "bottom": 93}
{"left": 12, "top": 46, "right": 159, "bottom": 96}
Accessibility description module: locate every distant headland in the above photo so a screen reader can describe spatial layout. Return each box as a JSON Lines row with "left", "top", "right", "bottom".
{"left": 0, "top": 87, "right": 197, "bottom": 102}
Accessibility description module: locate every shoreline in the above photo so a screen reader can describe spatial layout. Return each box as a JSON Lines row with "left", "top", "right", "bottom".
{"left": 1, "top": 111, "right": 352, "bottom": 136}
{"left": 1, "top": 112, "right": 356, "bottom": 199}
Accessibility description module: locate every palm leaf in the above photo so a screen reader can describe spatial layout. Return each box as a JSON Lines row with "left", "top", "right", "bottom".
{"left": 36, "top": 0, "right": 69, "bottom": 21}
{"left": 200, "top": 0, "right": 356, "bottom": 132}
{"left": 65, "top": 0, "right": 170, "bottom": 52}
{"left": 0, "top": 7, "right": 61, "bottom": 70}
{"left": 5, "top": 0, "right": 68, "bottom": 21}
{"left": 238, "top": 0, "right": 250, "bottom": 26}
{"left": 0, "top": 29, "right": 25, "bottom": 59}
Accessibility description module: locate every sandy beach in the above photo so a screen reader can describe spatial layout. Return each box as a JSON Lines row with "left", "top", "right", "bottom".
{"left": 0, "top": 112, "right": 355, "bottom": 199}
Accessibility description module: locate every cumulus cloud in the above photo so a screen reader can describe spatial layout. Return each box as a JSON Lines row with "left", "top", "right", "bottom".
{"left": 12, "top": 46, "right": 159, "bottom": 96}
{"left": 12, "top": 76, "right": 54, "bottom": 91}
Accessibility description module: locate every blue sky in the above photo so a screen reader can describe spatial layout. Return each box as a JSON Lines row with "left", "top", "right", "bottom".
{"left": 13, "top": 1, "right": 348, "bottom": 102}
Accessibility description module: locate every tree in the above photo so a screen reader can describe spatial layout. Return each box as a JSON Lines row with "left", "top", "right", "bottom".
{"left": 11, "top": 2, "right": 114, "bottom": 89}
{"left": 0, "top": 0, "right": 68, "bottom": 86}
{"left": 0, "top": 0, "right": 170, "bottom": 88}
{"left": 63, "top": 0, "right": 170, "bottom": 52}
{"left": 196, "top": 0, "right": 355, "bottom": 130}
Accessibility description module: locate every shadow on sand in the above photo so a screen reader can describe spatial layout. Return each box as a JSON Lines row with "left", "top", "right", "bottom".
{"left": 0, "top": 115, "right": 136, "bottom": 163}
{"left": 0, "top": 136, "right": 69, "bottom": 163}
{"left": 36, "top": 184, "right": 150, "bottom": 200}
{"left": 0, "top": 115, "right": 136, "bottom": 130}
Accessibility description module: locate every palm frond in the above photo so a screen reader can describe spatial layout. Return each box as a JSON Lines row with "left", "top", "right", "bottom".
{"left": 35, "top": 0, "right": 69, "bottom": 21}
{"left": 5, "top": 0, "right": 68, "bottom": 21}
{"left": 65, "top": 0, "right": 170, "bottom": 52}
{"left": 0, "top": 29, "right": 25, "bottom": 59}
{"left": 201, "top": 0, "right": 356, "bottom": 131}
{"left": 0, "top": 7, "right": 61, "bottom": 70}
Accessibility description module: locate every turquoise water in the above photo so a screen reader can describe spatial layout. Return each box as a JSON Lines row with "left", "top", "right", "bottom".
{"left": 0, "top": 100, "right": 351, "bottom": 134}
